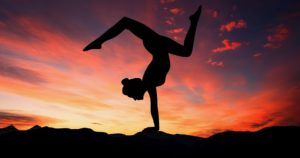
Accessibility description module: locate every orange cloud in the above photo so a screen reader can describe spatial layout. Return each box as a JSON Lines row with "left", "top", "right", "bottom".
{"left": 0, "top": 16, "right": 149, "bottom": 111}
{"left": 0, "top": 14, "right": 158, "bottom": 134}
{"left": 264, "top": 24, "right": 289, "bottom": 49}
{"left": 212, "top": 39, "right": 241, "bottom": 53}
{"left": 188, "top": 85, "right": 295, "bottom": 137}
{"left": 158, "top": 55, "right": 300, "bottom": 137}
{"left": 220, "top": 19, "right": 247, "bottom": 32}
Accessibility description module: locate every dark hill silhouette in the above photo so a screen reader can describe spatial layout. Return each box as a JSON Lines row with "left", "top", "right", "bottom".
{"left": 0, "top": 125, "right": 299, "bottom": 157}
{"left": 0, "top": 124, "right": 18, "bottom": 134}
{"left": 28, "top": 125, "right": 42, "bottom": 131}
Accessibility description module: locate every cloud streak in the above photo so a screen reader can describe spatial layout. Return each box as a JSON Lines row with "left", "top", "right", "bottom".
{"left": 212, "top": 39, "right": 241, "bottom": 53}
{"left": 0, "top": 58, "right": 46, "bottom": 84}
{"left": 165, "top": 17, "right": 175, "bottom": 25}
{"left": 207, "top": 58, "right": 224, "bottom": 67}
{"left": 0, "top": 111, "right": 57, "bottom": 129}
{"left": 220, "top": 19, "right": 247, "bottom": 32}
{"left": 166, "top": 27, "right": 184, "bottom": 34}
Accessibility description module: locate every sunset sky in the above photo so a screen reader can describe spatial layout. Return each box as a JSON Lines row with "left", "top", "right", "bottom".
{"left": 0, "top": 0, "right": 299, "bottom": 137}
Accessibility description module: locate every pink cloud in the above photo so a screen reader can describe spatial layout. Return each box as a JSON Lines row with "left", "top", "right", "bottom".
{"left": 204, "top": 8, "right": 219, "bottom": 18}
{"left": 253, "top": 53, "right": 262, "bottom": 58}
{"left": 169, "top": 7, "right": 184, "bottom": 15}
{"left": 165, "top": 17, "right": 175, "bottom": 25}
{"left": 212, "top": 39, "right": 241, "bottom": 53}
{"left": 167, "top": 58, "right": 226, "bottom": 104}
{"left": 212, "top": 10, "right": 219, "bottom": 18}
{"left": 263, "top": 24, "right": 289, "bottom": 49}
{"left": 220, "top": 19, "right": 247, "bottom": 32}
{"left": 166, "top": 27, "right": 185, "bottom": 42}
{"left": 166, "top": 27, "right": 184, "bottom": 34}
{"left": 171, "top": 35, "right": 183, "bottom": 42}
{"left": 160, "top": 0, "right": 176, "bottom": 4}
{"left": 207, "top": 58, "right": 224, "bottom": 67}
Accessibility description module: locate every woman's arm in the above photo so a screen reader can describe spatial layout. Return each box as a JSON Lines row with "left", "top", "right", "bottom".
{"left": 148, "top": 86, "right": 160, "bottom": 131}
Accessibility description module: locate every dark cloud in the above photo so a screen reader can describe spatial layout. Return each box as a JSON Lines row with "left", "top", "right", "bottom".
{"left": 0, "top": 111, "right": 59, "bottom": 127}
{"left": 0, "top": 58, "right": 46, "bottom": 84}
{"left": 0, "top": 111, "right": 35, "bottom": 122}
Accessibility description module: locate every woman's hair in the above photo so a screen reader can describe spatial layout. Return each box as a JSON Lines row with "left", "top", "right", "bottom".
{"left": 121, "top": 78, "right": 145, "bottom": 99}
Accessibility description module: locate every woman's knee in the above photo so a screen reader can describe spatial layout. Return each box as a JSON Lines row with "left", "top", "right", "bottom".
{"left": 120, "top": 17, "right": 133, "bottom": 25}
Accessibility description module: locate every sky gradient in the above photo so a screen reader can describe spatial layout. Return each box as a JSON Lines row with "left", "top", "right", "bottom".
{"left": 0, "top": 0, "right": 300, "bottom": 137}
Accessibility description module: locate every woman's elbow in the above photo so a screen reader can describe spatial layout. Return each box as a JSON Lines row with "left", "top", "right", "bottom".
{"left": 183, "top": 51, "right": 192, "bottom": 57}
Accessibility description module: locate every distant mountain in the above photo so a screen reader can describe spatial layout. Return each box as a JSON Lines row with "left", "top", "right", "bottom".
{"left": 0, "top": 125, "right": 299, "bottom": 157}
{"left": 28, "top": 125, "right": 42, "bottom": 130}
{"left": 0, "top": 125, "right": 18, "bottom": 134}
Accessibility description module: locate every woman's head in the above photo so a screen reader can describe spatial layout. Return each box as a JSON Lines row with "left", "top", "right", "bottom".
{"left": 122, "top": 78, "right": 146, "bottom": 100}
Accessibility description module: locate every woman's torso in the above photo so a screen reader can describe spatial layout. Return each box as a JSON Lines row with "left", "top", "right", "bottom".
{"left": 142, "top": 36, "right": 170, "bottom": 87}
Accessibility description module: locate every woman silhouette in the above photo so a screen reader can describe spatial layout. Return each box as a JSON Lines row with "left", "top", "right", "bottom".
{"left": 84, "top": 6, "right": 201, "bottom": 132}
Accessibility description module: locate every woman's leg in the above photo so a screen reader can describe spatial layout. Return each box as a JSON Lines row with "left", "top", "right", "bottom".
{"left": 83, "top": 17, "right": 158, "bottom": 51}
{"left": 163, "top": 6, "right": 201, "bottom": 57}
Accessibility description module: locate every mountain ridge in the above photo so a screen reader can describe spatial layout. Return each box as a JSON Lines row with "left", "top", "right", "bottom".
{"left": 0, "top": 125, "right": 299, "bottom": 157}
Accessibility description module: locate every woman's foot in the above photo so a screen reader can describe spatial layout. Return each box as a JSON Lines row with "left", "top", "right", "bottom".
{"left": 83, "top": 39, "right": 102, "bottom": 51}
{"left": 189, "top": 5, "right": 202, "bottom": 24}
